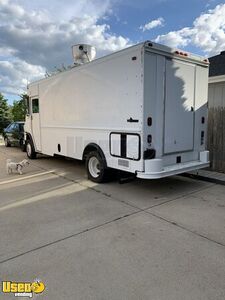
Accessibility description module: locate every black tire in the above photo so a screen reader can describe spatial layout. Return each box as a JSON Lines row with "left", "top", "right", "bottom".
{"left": 4, "top": 137, "right": 11, "bottom": 147}
{"left": 26, "top": 140, "right": 36, "bottom": 159}
{"left": 85, "top": 151, "right": 110, "bottom": 183}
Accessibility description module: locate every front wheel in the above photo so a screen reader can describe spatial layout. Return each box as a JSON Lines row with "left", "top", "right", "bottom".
{"left": 26, "top": 140, "right": 36, "bottom": 159}
{"left": 86, "top": 151, "right": 110, "bottom": 183}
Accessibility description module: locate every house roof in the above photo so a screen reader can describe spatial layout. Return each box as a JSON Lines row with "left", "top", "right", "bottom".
{"left": 209, "top": 51, "right": 225, "bottom": 77}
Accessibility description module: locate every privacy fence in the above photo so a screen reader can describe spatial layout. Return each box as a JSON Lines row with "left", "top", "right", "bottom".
{"left": 207, "top": 81, "right": 225, "bottom": 172}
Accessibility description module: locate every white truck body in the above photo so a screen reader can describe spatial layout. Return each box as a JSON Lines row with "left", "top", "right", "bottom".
{"left": 25, "top": 41, "right": 210, "bottom": 179}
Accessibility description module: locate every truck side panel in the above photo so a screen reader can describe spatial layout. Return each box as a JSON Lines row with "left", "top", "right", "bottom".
{"left": 32, "top": 47, "right": 145, "bottom": 173}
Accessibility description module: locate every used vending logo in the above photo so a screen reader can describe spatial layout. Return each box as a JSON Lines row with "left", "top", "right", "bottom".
{"left": 2, "top": 280, "right": 45, "bottom": 298}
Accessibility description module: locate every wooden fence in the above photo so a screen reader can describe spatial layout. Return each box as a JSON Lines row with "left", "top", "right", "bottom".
{"left": 207, "top": 82, "right": 225, "bottom": 172}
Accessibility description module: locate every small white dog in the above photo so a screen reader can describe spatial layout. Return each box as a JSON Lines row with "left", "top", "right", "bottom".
{"left": 6, "top": 159, "right": 30, "bottom": 175}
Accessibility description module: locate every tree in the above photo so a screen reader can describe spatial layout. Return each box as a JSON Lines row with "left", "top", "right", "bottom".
{"left": 11, "top": 93, "right": 28, "bottom": 122}
{"left": 0, "top": 93, "right": 11, "bottom": 133}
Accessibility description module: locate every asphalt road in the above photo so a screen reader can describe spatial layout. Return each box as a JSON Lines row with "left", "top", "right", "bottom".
{"left": 0, "top": 144, "right": 225, "bottom": 300}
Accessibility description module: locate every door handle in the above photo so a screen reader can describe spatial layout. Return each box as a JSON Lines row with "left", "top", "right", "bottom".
{"left": 127, "top": 117, "right": 139, "bottom": 123}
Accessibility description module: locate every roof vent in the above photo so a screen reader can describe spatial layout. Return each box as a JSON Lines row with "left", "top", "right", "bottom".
{"left": 220, "top": 51, "right": 225, "bottom": 55}
{"left": 72, "top": 44, "right": 96, "bottom": 65}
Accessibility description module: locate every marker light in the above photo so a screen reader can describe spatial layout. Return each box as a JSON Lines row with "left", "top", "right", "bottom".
{"left": 174, "top": 51, "right": 188, "bottom": 57}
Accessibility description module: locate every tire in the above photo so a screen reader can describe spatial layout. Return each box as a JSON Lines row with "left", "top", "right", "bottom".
{"left": 26, "top": 140, "right": 36, "bottom": 159}
{"left": 85, "top": 151, "right": 110, "bottom": 183}
{"left": 4, "top": 137, "right": 11, "bottom": 147}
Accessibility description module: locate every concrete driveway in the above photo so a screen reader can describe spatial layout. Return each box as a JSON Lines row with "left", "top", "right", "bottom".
{"left": 0, "top": 144, "right": 225, "bottom": 300}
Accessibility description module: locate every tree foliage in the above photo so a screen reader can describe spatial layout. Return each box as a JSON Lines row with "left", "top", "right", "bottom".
{"left": 11, "top": 93, "right": 28, "bottom": 122}
{"left": 0, "top": 93, "right": 11, "bottom": 133}
{"left": 0, "top": 93, "right": 29, "bottom": 133}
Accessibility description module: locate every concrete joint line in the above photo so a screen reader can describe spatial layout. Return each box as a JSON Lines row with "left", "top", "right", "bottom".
{"left": 145, "top": 210, "right": 225, "bottom": 249}
{"left": 0, "top": 210, "right": 141, "bottom": 265}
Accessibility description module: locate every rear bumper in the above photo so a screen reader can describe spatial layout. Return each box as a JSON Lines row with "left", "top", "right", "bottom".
{"left": 137, "top": 151, "right": 210, "bottom": 179}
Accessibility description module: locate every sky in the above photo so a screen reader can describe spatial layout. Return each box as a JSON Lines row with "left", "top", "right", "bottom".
{"left": 0, "top": 0, "right": 225, "bottom": 104}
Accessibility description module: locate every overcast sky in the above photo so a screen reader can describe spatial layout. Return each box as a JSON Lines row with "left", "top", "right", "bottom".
{"left": 0, "top": 0, "right": 225, "bottom": 103}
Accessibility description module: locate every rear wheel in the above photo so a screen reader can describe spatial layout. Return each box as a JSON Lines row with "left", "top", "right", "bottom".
{"left": 86, "top": 151, "right": 110, "bottom": 183}
{"left": 4, "top": 137, "right": 11, "bottom": 147}
{"left": 26, "top": 140, "right": 36, "bottom": 159}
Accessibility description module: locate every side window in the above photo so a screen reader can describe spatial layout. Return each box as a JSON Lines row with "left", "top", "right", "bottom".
{"left": 10, "top": 124, "right": 16, "bottom": 131}
{"left": 6, "top": 124, "right": 13, "bottom": 131}
{"left": 32, "top": 98, "right": 39, "bottom": 113}
{"left": 14, "top": 123, "right": 19, "bottom": 131}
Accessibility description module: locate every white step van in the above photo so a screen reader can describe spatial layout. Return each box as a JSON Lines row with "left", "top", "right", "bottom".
{"left": 24, "top": 41, "right": 210, "bottom": 182}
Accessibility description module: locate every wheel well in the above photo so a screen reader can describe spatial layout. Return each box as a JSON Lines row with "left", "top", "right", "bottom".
{"left": 25, "top": 133, "right": 35, "bottom": 148}
{"left": 25, "top": 132, "right": 32, "bottom": 141}
{"left": 26, "top": 132, "right": 36, "bottom": 144}
{"left": 82, "top": 143, "right": 107, "bottom": 166}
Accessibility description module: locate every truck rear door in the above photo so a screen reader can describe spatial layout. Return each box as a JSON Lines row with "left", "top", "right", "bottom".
{"left": 164, "top": 58, "right": 195, "bottom": 154}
